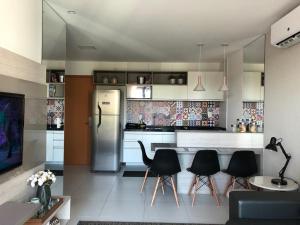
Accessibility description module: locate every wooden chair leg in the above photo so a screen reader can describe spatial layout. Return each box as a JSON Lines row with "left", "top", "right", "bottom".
{"left": 224, "top": 176, "right": 233, "bottom": 196}
{"left": 232, "top": 177, "right": 236, "bottom": 189}
{"left": 151, "top": 176, "right": 161, "bottom": 207}
{"left": 140, "top": 168, "right": 149, "bottom": 193}
{"left": 188, "top": 175, "right": 197, "bottom": 195}
{"left": 246, "top": 178, "right": 252, "bottom": 190}
{"left": 208, "top": 177, "right": 214, "bottom": 196}
{"left": 170, "top": 176, "right": 180, "bottom": 207}
{"left": 160, "top": 178, "right": 165, "bottom": 195}
{"left": 210, "top": 176, "right": 220, "bottom": 206}
{"left": 192, "top": 176, "right": 199, "bottom": 207}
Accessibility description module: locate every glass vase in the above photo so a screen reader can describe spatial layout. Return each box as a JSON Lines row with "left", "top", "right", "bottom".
{"left": 36, "top": 184, "right": 51, "bottom": 209}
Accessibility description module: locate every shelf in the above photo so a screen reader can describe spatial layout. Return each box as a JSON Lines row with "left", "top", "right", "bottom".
{"left": 46, "top": 70, "right": 65, "bottom": 83}
{"left": 152, "top": 71, "right": 187, "bottom": 85}
{"left": 93, "top": 70, "right": 126, "bottom": 85}
{"left": 47, "top": 97, "right": 65, "bottom": 100}
{"left": 46, "top": 82, "right": 65, "bottom": 85}
{"left": 127, "top": 71, "right": 152, "bottom": 84}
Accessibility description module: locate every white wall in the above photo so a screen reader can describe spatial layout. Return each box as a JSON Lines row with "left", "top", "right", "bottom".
{"left": 226, "top": 49, "right": 244, "bottom": 130}
{"left": 0, "top": 0, "right": 42, "bottom": 63}
{"left": 65, "top": 61, "right": 223, "bottom": 75}
{"left": 264, "top": 32, "right": 300, "bottom": 182}
{"left": 42, "top": 60, "right": 66, "bottom": 70}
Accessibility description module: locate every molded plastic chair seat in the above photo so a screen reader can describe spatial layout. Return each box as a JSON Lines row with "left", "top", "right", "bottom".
{"left": 151, "top": 149, "right": 181, "bottom": 176}
{"left": 187, "top": 150, "right": 221, "bottom": 206}
{"left": 223, "top": 151, "right": 257, "bottom": 178}
{"left": 187, "top": 150, "right": 220, "bottom": 176}
{"left": 150, "top": 149, "right": 181, "bottom": 207}
{"left": 223, "top": 151, "right": 258, "bottom": 196}
{"left": 137, "top": 140, "right": 153, "bottom": 193}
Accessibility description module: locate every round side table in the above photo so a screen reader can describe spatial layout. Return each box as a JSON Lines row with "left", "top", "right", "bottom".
{"left": 249, "top": 176, "right": 299, "bottom": 191}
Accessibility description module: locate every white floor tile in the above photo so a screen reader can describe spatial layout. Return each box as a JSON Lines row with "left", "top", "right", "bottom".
{"left": 61, "top": 166, "right": 228, "bottom": 224}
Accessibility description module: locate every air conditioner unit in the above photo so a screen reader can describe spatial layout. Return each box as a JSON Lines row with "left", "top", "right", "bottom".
{"left": 271, "top": 5, "right": 300, "bottom": 48}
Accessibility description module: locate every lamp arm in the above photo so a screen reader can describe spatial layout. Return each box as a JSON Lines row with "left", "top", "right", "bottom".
{"left": 277, "top": 142, "right": 289, "bottom": 159}
{"left": 278, "top": 156, "right": 291, "bottom": 180}
{"left": 277, "top": 142, "right": 291, "bottom": 180}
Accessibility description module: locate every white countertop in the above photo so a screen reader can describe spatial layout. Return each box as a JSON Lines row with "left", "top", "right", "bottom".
{"left": 151, "top": 143, "right": 263, "bottom": 155}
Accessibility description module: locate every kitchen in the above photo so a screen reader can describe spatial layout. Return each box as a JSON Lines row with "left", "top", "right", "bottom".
{"left": 45, "top": 28, "right": 265, "bottom": 184}
{"left": 40, "top": 1, "right": 283, "bottom": 224}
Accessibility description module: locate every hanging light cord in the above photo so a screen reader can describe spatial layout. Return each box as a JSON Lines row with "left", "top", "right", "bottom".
{"left": 223, "top": 45, "right": 226, "bottom": 77}
{"left": 198, "top": 44, "right": 203, "bottom": 72}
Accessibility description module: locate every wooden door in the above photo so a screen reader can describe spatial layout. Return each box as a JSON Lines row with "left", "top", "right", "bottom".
{"left": 65, "top": 76, "right": 94, "bottom": 165}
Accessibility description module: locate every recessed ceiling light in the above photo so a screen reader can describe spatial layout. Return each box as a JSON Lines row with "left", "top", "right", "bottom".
{"left": 78, "top": 45, "right": 96, "bottom": 50}
{"left": 67, "top": 10, "right": 77, "bottom": 14}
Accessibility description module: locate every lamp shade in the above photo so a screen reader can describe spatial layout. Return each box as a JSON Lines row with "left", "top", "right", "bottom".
{"left": 219, "top": 76, "right": 229, "bottom": 91}
{"left": 265, "top": 137, "right": 278, "bottom": 151}
{"left": 193, "top": 75, "right": 205, "bottom": 91}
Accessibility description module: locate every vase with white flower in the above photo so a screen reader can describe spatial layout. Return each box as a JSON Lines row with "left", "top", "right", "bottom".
{"left": 27, "top": 170, "right": 56, "bottom": 209}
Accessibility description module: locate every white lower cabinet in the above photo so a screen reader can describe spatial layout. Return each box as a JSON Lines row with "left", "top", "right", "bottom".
{"left": 46, "top": 130, "right": 64, "bottom": 163}
{"left": 123, "top": 131, "right": 176, "bottom": 165}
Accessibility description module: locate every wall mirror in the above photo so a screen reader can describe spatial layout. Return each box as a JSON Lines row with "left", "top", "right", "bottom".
{"left": 42, "top": 0, "right": 66, "bottom": 61}
{"left": 243, "top": 35, "right": 265, "bottom": 131}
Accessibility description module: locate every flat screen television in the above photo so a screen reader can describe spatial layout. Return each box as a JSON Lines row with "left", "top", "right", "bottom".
{"left": 0, "top": 92, "right": 25, "bottom": 174}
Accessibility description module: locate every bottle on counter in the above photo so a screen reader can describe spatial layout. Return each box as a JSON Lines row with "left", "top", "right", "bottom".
{"left": 236, "top": 119, "right": 240, "bottom": 128}
{"left": 231, "top": 124, "right": 237, "bottom": 132}
{"left": 239, "top": 119, "right": 246, "bottom": 133}
{"left": 245, "top": 118, "right": 250, "bottom": 132}
{"left": 249, "top": 120, "right": 257, "bottom": 133}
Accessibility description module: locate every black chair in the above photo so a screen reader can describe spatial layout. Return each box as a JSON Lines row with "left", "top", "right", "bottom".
{"left": 223, "top": 151, "right": 258, "bottom": 196}
{"left": 187, "top": 150, "right": 221, "bottom": 206}
{"left": 150, "top": 149, "right": 181, "bottom": 207}
{"left": 137, "top": 140, "right": 153, "bottom": 193}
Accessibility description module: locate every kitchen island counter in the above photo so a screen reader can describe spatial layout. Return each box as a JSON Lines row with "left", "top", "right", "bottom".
{"left": 152, "top": 142, "right": 263, "bottom": 194}
{"left": 151, "top": 143, "right": 263, "bottom": 155}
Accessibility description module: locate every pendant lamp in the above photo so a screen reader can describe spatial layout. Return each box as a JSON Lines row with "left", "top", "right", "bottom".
{"left": 219, "top": 44, "right": 229, "bottom": 91}
{"left": 194, "top": 43, "right": 205, "bottom": 91}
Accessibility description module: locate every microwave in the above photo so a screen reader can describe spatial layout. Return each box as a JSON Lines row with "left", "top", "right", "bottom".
{"left": 126, "top": 85, "right": 152, "bottom": 99}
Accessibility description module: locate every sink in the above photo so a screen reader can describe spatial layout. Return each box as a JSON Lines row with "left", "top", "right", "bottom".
{"left": 145, "top": 127, "right": 163, "bottom": 131}
{"left": 145, "top": 127, "right": 174, "bottom": 132}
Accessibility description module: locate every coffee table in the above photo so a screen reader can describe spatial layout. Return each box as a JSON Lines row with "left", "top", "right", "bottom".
{"left": 249, "top": 176, "right": 298, "bottom": 191}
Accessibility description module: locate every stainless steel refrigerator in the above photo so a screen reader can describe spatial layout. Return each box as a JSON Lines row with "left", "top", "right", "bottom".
{"left": 91, "top": 89, "right": 121, "bottom": 171}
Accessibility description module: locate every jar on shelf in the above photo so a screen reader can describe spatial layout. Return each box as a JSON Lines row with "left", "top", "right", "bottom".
{"left": 111, "top": 77, "right": 118, "bottom": 85}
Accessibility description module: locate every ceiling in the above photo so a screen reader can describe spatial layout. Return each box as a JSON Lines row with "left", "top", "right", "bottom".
{"left": 46, "top": 0, "right": 300, "bottom": 62}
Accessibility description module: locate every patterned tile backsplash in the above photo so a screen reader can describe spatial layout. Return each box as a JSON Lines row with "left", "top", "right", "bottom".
{"left": 127, "top": 101, "right": 220, "bottom": 127}
{"left": 47, "top": 99, "right": 64, "bottom": 125}
{"left": 242, "top": 102, "right": 264, "bottom": 126}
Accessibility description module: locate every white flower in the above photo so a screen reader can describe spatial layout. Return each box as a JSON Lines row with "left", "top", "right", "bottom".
{"left": 27, "top": 170, "right": 56, "bottom": 187}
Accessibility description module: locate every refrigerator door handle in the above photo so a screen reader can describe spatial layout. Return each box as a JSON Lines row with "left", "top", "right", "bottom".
{"left": 97, "top": 103, "right": 102, "bottom": 131}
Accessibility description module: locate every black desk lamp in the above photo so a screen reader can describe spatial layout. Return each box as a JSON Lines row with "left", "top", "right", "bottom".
{"left": 265, "top": 137, "right": 291, "bottom": 185}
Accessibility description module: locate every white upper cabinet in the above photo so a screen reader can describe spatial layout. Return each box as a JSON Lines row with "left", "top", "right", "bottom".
{"left": 243, "top": 72, "right": 264, "bottom": 101}
{"left": 152, "top": 85, "right": 188, "bottom": 100}
{"left": 187, "top": 72, "right": 224, "bottom": 101}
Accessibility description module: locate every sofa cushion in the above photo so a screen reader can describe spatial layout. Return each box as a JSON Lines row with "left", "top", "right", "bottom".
{"left": 226, "top": 219, "right": 300, "bottom": 225}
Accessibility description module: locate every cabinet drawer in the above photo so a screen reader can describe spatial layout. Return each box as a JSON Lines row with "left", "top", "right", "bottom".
{"left": 123, "top": 141, "right": 140, "bottom": 148}
{"left": 53, "top": 148, "right": 64, "bottom": 162}
{"left": 53, "top": 140, "right": 64, "bottom": 148}
{"left": 123, "top": 148, "right": 142, "bottom": 163}
{"left": 124, "top": 133, "right": 143, "bottom": 141}
{"left": 53, "top": 133, "right": 64, "bottom": 140}
{"left": 162, "top": 134, "right": 176, "bottom": 143}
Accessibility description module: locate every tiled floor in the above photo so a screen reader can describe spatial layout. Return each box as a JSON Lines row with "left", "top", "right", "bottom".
{"left": 52, "top": 166, "right": 229, "bottom": 225}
